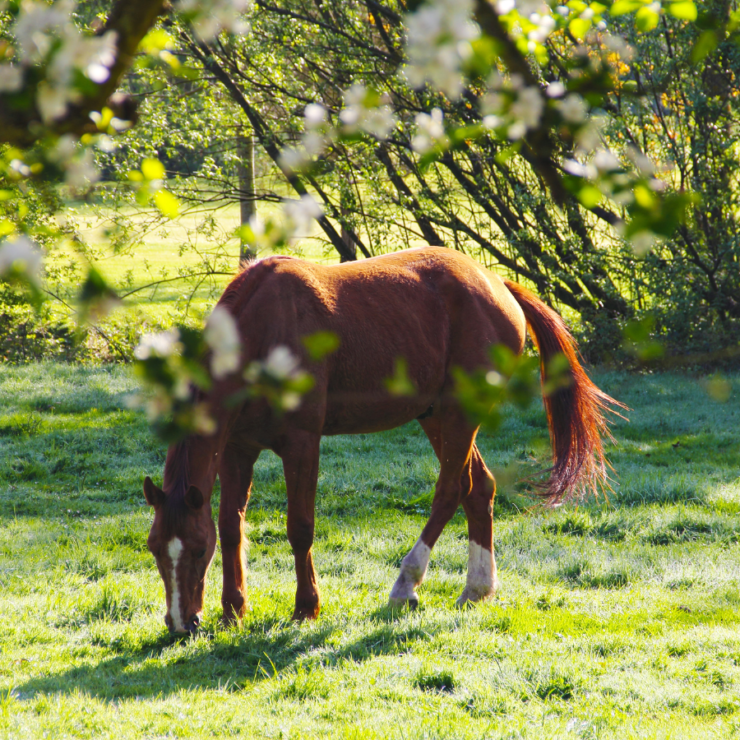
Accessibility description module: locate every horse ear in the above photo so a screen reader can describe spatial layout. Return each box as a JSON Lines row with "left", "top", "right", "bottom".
{"left": 143, "top": 476, "right": 165, "bottom": 507}
{"left": 185, "top": 485, "right": 204, "bottom": 511}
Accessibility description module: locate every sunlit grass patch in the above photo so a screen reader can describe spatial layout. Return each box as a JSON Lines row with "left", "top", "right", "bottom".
{"left": 0, "top": 366, "right": 739, "bottom": 737}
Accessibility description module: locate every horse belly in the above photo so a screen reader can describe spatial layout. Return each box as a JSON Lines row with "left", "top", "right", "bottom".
{"left": 320, "top": 323, "right": 447, "bottom": 435}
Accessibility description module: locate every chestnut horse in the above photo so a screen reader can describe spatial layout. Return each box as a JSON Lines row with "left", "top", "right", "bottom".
{"left": 143, "top": 247, "right": 618, "bottom": 633}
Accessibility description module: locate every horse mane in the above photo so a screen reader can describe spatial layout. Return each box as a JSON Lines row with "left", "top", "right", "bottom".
{"left": 162, "top": 439, "right": 191, "bottom": 534}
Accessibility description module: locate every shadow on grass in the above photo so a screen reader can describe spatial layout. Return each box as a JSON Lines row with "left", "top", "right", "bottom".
{"left": 15, "top": 612, "right": 432, "bottom": 701}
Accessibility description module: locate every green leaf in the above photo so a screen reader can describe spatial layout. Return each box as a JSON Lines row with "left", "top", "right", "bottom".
{"left": 384, "top": 357, "right": 416, "bottom": 397}
{"left": 569, "top": 18, "right": 592, "bottom": 40}
{"left": 610, "top": 0, "right": 643, "bottom": 15}
{"left": 633, "top": 184, "right": 656, "bottom": 209}
{"left": 635, "top": 6, "right": 660, "bottom": 32}
{"left": 141, "top": 29, "right": 173, "bottom": 53}
{"left": 302, "top": 331, "right": 340, "bottom": 361}
{"left": 577, "top": 185, "right": 603, "bottom": 208}
{"left": 489, "top": 344, "right": 518, "bottom": 376}
{"left": 154, "top": 190, "right": 180, "bottom": 219}
{"left": 667, "top": 0, "right": 697, "bottom": 20}
{"left": 691, "top": 30, "right": 718, "bottom": 63}
{"left": 141, "top": 158, "right": 166, "bottom": 181}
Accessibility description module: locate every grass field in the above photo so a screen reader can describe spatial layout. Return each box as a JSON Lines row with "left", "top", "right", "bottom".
{"left": 1, "top": 365, "right": 739, "bottom": 738}
{"left": 51, "top": 200, "right": 340, "bottom": 330}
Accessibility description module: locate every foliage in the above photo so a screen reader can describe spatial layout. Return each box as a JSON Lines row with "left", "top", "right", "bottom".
{"left": 99, "top": 0, "right": 740, "bottom": 359}
{"left": 3, "top": 0, "right": 740, "bottom": 437}
{"left": 0, "top": 365, "right": 739, "bottom": 737}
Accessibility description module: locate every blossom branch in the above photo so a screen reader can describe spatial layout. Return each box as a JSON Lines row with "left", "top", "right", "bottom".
{"left": 0, "top": 0, "right": 167, "bottom": 146}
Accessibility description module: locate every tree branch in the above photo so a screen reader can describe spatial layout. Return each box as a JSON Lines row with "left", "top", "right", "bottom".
{"left": 0, "top": 0, "right": 167, "bottom": 145}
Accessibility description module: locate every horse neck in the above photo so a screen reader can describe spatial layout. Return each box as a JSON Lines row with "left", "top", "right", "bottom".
{"left": 163, "top": 434, "right": 220, "bottom": 499}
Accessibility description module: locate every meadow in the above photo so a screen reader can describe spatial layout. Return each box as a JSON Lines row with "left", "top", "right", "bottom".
{"left": 1, "top": 363, "right": 739, "bottom": 739}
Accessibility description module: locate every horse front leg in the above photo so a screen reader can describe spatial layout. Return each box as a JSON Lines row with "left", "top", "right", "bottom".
{"left": 279, "top": 430, "right": 321, "bottom": 620}
{"left": 218, "top": 443, "right": 260, "bottom": 625}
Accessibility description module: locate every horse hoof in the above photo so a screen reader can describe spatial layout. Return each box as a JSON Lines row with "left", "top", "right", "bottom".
{"left": 388, "top": 594, "right": 419, "bottom": 610}
{"left": 291, "top": 603, "right": 320, "bottom": 621}
{"left": 456, "top": 586, "right": 495, "bottom": 608}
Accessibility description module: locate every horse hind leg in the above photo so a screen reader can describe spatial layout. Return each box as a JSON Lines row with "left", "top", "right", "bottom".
{"left": 457, "top": 444, "right": 499, "bottom": 606}
{"left": 388, "top": 413, "right": 477, "bottom": 608}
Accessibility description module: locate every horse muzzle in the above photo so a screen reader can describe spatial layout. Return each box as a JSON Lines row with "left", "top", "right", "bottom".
{"left": 165, "top": 613, "right": 201, "bottom": 634}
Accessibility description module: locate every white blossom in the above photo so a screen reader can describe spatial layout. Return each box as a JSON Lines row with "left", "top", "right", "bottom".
{"left": 134, "top": 329, "right": 180, "bottom": 360}
{"left": 0, "top": 64, "right": 23, "bottom": 92}
{"left": 283, "top": 194, "right": 323, "bottom": 236}
{"left": 507, "top": 120, "right": 527, "bottom": 140}
{"left": 593, "top": 149, "right": 621, "bottom": 173}
{"left": 177, "top": 0, "right": 251, "bottom": 40}
{"left": 510, "top": 86, "right": 544, "bottom": 130}
{"left": 279, "top": 147, "right": 312, "bottom": 173}
{"left": 36, "top": 82, "right": 69, "bottom": 122}
{"left": 264, "top": 345, "right": 300, "bottom": 380}
{"left": 498, "top": 0, "right": 548, "bottom": 15}
{"left": 603, "top": 34, "right": 634, "bottom": 62}
{"left": 302, "top": 131, "right": 326, "bottom": 157}
{"left": 0, "top": 235, "right": 43, "bottom": 284}
{"left": 304, "top": 103, "right": 327, "bottom": 128}
{"left": 65, "top": 149, "right": 99, "bottom": 190}
{"left": 546, "top": 81, "right": 566, "bottom": 98}
{"left": 97, "top": 135, "right": 117, "bottom": 153}
{"left": 625, "top": 146, "right": 656, "bottom": 176}
{"left": 558, "top": 93, "right": 588, "bottom": 124}
{"left": 575, "top": 113, "right": 606, "bottom": 151}
{"left": 10, "top": 0, "right": 119, "bottom": 123}
{"left": 563, "top": 158, "right": 597, "bottom": 180}
{"left": 527, "top": 12, "right": 556, "bottom": 44}
{"left": 361, "top": 106, "right": 396, "bottom": 139}
{"left": 9, "top": 159, "right": 31, "bottom": 178}
{"left": 49, "top": 136, "right": 100, "bottom": 191}
{"left": 411, "top": 108, "right": 445, "bottom": 153}
{"left": 14, "top": 0, "right": 72, "bottom": 63}
{"left": 205, "top": 305, "right": 241, "bottom": 378}
{"left": 339, "top": 84, "right": 396, "bottom": 140}
{"left": 404, "top": 0, "right": 478, "bottom": 100}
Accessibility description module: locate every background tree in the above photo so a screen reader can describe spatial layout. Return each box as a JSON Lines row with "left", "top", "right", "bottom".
{"left": 93, "top": 0, "right": 738, "bottom": 359}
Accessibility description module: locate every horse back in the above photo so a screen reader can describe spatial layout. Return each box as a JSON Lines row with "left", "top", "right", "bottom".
{"left": 220, "top": 249, "right": 526, "bottom": 435}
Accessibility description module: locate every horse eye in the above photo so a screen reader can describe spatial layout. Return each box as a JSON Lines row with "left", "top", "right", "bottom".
{"left": 194, "top": 548, "right": 206, "bottom": 559}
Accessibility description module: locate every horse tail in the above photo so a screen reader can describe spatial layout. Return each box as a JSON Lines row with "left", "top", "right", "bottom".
{"left": 503, "top": 279, "right": 625, "bottom": 504}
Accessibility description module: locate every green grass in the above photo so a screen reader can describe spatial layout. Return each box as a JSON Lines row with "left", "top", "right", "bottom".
{"left": 49, "top": 201, "right": 340, "bottom": 329}
{"left": 1, "top": 366, "right": 740, "bottom": 738}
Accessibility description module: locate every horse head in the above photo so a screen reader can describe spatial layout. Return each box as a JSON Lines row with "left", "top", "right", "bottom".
{"left": 143, "top": 476, "right": 217, "bottom": 634}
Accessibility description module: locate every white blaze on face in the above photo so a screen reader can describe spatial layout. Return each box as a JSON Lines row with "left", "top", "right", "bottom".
{"left": 167, "top": 537, "right": 185, "bottom": 631}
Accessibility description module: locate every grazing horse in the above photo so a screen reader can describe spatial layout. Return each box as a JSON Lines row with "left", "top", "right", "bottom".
{"left": 142, "top": 247, "right": 619, "bottom": 632}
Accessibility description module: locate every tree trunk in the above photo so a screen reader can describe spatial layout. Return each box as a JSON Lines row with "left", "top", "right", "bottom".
{"left": 238, "top": 129, "right": 257, "bottom": 264}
